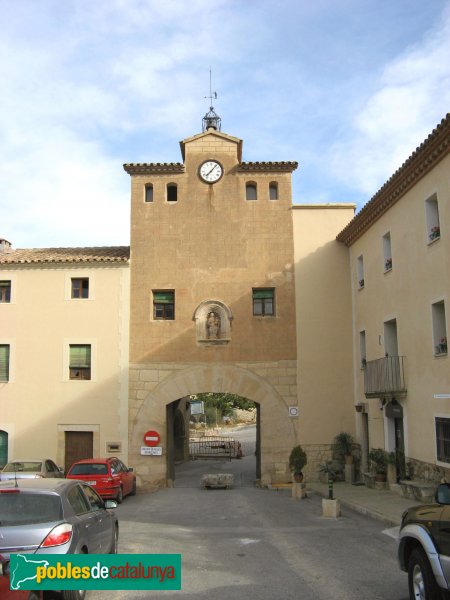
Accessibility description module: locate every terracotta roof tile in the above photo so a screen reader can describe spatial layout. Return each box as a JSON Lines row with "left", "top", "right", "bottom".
{"left": 0, "top": 246, "right": 130, "bottom": 265}
{"left": 237, "top": 161, "right": 298, "bottom": 172}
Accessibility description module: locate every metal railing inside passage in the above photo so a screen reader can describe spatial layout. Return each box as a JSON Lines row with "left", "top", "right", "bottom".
{"left": 189, "top": 436, "right": 241, "bottom": 460}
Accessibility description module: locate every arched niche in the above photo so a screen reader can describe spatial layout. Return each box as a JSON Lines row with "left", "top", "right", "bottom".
{"left": 193, "top": 300, "right": 233, "bottom": 345}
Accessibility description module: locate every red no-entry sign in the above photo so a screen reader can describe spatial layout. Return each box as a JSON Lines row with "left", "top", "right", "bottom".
{"left": 144, "top": 430, "right": 161, "bottom": 447}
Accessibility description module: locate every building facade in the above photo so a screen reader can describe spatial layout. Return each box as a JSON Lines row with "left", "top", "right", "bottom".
{"left": 337, "top": 113, "right": 450, "bottom": 482}
{"left": 1, "top": 112, "right": 449, "bottom": 489}
{"left": 0, "top": 246, "right": 130, "bottom": 473}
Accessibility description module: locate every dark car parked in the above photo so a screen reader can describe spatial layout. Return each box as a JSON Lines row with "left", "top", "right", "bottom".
{"left": 66, "top": 457, "right": 136, "bottom": 503}
{"left": 398, "top": 482, "right": 450, "bottom": 599}
{"left": 0, "top": 478, "right": 118, "bottom": 600}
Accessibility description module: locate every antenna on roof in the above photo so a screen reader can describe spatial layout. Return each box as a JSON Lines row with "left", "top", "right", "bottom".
{"left": 202, "top": 68, "right": 221, "bottom": 132}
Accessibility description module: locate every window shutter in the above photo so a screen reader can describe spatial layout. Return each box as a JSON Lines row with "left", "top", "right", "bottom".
{"left": 70, "top": 345, "right": 91, "bottom": 368}
{"left": 154, "top": 292, "right": 174, "bottom": 304}
{"left": 0, "top": 345, "right": 10, "bottom": 381}
{"left": 253, "top": 289, "right": 273, "bottom": 299}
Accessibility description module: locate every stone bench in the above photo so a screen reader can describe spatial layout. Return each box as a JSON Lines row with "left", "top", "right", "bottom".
{"left": 201, "top": 473, "right": 234, "bottom": 489}
{"left": 399, "top": 479, "right": 438, "bottom": 503}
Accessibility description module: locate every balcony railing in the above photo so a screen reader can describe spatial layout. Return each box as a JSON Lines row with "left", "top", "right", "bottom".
{"left": 364, "top": 356, "right": 407, "bottom": 398}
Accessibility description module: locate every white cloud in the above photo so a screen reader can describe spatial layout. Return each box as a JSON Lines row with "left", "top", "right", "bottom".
{"left": 329, "top": 4, "right": 450, "bottom": 199}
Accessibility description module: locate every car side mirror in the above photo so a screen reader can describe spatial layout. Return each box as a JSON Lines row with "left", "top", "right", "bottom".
{"left": 104, "top": 500, "right": 118, "bottom": 509}
{"left": 436, "top": 483, "right": 450, "bottom": 505}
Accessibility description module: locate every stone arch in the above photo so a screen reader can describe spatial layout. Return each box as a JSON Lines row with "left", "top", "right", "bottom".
{"left": 129, "top": 364, "right": 298, "bottom": 489}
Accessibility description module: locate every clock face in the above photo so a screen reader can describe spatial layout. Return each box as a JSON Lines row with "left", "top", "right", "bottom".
{"left": 199, "top": 160, "right": 223, "bottom": 184}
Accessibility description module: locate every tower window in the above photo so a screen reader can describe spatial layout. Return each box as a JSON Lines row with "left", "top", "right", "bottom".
{"left": 153, "top": 290, "right": 175, "bottom": 320}
{"left": 269, "top": 182, "right": 278, "bottom": 200}
{"left": 253, "top": 288, "right": 275, "bottom": 316}
{"left": 167, "top": 183, "right": 178, "bottom": 203}
{"left": 246, "top": 183, "right": 257, "bottom": 201}
{"left": 145, "top": 184, "right": 153, "bottom": 203}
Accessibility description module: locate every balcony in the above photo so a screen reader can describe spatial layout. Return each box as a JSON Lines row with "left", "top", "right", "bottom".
{"left": 364, "top": 356, "right": 407, "bottom": 398}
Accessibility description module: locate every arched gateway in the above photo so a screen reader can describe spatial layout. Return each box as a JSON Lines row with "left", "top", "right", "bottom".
{"left": 129, "top": 364, "right": 297, "bottom": 490}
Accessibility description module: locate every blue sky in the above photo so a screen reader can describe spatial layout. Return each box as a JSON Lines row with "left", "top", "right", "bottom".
{"left": 1, "top": 0, "right": 449, "bottom": 248}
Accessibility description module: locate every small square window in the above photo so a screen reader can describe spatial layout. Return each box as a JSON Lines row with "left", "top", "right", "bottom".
{"left": 253, "top": 288, "right": 275, "bottom": 316}
{"left": 69, "top": 344, "right": 91, "bottom": 380}
{"left": 153, "top": 291, "right": 175, "bottom": 320}
{"left": 71, "top": 278, "right": 89, "bottom": 299}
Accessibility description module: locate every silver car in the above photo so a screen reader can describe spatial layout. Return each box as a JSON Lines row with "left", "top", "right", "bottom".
{"left": 0, "top": 459, "right": 64, "bottom": 481}
{"left": 0, "top": 478, "right": 119, "bottom": 599}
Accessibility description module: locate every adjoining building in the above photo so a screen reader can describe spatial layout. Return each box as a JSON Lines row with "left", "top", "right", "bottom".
{"left": 337, "top": 113, "right": 450, "bottom": 484}
{"left": 1, "top": 111, "right": 448, "bottom": 489}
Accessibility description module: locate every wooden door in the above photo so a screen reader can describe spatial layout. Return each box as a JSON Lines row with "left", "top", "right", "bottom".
{"left": 64, "top": 431, "right": 93, "bottom": 474}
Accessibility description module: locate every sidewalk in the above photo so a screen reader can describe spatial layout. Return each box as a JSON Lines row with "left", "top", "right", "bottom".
{"left": 306, "top": 480, "right": 425, "bottom": 526}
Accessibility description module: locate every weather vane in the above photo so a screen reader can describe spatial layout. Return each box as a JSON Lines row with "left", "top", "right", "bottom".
{"left": 202, "top": 68, "right": 221, "bottom": 132}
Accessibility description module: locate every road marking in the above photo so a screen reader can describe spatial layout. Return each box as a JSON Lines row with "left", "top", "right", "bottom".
{"left": 382, "top": 526, "right": 399, "bottom": 540}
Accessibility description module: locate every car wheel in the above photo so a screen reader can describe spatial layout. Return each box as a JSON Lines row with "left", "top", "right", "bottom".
{"left": 110, "top": 524, "right": 119, "bottom": 554}
{"left": 408, "top": 547, "right": 441, "bottom": 600}
{"left": 130, "top": 479, "right": 137, "bottom": 496}
{"left": 116, "top": 486, "right": 123, "bottom": 504}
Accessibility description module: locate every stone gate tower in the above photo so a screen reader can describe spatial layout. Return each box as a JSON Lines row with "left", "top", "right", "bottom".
{"left": 124, "top": 113, "right": 299, "bottom": 489}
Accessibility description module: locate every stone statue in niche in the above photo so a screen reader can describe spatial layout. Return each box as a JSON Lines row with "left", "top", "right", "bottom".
{"left": 206, "top": 311, "right": 221, "bottom": 339}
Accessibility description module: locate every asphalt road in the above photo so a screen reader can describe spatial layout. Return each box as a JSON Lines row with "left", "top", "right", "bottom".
{"left": 86, "top": 452, "right": 409, "bottom": 600}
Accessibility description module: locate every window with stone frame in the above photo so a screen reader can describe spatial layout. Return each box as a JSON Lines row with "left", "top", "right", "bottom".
{"left": 153, "top": 290, "right": 175, "bottom": 320}
{"left": 252, "top": 288, "right": 275, "bottom": 316}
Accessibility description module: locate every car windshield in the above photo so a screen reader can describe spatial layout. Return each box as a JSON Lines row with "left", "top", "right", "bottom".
{"left": 0, "top": 492, "right": 63, "bottom": 525}
{"left": 69, "top": 464, "right": 108, "bottom": 476}
{"left": 3, "top": 462, "right": 42, "bottom": 473}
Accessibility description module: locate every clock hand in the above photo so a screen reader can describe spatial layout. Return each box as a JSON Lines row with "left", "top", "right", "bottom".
{"left": 205, "top": 166, "right": 217, "bottom": 176}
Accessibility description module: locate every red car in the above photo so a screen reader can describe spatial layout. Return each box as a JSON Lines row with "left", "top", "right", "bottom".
{"left": 66, "top": 457, "right": 136, "bottom": 503}
{"left": 0, "top": 555, "right": 42, "bottom": 600}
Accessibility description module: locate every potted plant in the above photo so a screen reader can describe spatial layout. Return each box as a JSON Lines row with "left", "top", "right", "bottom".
{"left": 385, "top": 257, "right": 392, "bottom": 271}
{"left": 368, "top": 448, "right": 388, "bottom": 481}
{"left": 289, "top": 445, "right": 307, "bottom": 483}
{"left": 334, "top": 432, "right": 354, "bottom": 464}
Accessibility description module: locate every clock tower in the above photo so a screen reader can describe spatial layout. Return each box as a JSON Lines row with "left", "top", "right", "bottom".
{"left": 124, "top": 109, "right": 299, "bottom": 489}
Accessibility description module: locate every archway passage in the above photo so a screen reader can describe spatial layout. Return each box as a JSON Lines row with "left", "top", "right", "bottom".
{"left": 129, "top": 364, "right": 297, "bottom": 490}
{"left": 167, "top": 393, "right": 259, "bottom": 488}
